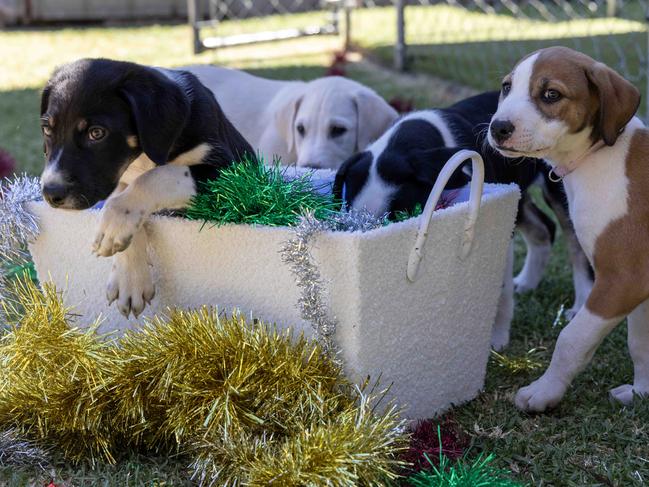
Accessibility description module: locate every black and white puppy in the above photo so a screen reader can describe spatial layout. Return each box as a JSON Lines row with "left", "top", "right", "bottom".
{"left": 334, "top": 91, "right": 593, "bottom": 349}
{"left": 40, "top": 58, "right": 254, "bottom": 317}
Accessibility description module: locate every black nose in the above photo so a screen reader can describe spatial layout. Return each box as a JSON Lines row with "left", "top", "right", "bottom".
{"left": 490, "top": 119, "right": 515, "bottom": 144}
{"left": 42, "top": 183, "right": 70, "bottom": 207}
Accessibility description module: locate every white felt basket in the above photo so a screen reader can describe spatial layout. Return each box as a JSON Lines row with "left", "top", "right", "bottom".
{"left": 28, "top": 151, "right": 519, "bottom": 419}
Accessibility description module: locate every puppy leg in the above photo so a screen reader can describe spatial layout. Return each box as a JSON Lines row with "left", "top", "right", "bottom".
{"left": 610, "top": 300, "right": 649, "bottom": 404}
{"left": 492, "top": 239, "right": 515, "bottom": 351}
{"left": 515, "top": 303, "right": 622, "bottom": 412}
{"left": 514, "top": 193, "right": 554, "bottom": 293}
{"left": 542, "top": 176, "right": 593, "bottom": 319}
{"left": 106, "top": 226, "right": 155, "bottom": 318}
{"left": 94, "top": 165, "right": 196, "bottom": 257}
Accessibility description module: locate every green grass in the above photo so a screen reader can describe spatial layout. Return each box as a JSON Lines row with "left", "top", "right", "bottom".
{"left": 1, "top": 17, "right": 648, "bottom": 487}
{"left": 350, "top": 4, "right": 649, "bottom": 116}
{"left": 456, "top": 195, "right": 649, "bottom": 486}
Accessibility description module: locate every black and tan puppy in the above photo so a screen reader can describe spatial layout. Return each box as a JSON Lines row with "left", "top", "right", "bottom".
{"left": 40, "top": 58, "right": 254, "bottom": 317}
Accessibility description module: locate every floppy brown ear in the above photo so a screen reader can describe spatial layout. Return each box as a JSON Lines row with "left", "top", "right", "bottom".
{"left": 586, "top": 62, "right": 640, "bottom": 146}
{"left": 354, "top": 90, "right": 398, "bottom": 151}
{"left": 275, "top": 93, "right": 303, "bottom": 156}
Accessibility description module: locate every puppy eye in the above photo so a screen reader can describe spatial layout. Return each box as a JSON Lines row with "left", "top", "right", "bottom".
{"left": 41, "top": 126, "right": 53, "bottom": 137}
{"left": 330, "top": 125, "right": 347, "bottom": 138}
{"left": 296, "top": 123, "right": 305, "bottom": 136}
{"left": 88, "top": 126, "right": 107, "bottom": 141}
{"left": 501, "top": 81, "right": 512, "bottom": 96}
{"left": 541, "top": 89, "right": 562, "bottom": 103}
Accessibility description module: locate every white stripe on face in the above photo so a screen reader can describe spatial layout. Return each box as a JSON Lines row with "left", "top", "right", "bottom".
{"left": 489, "top": 52, "right": 569, "bottom": 158}
{"left": 496, "top": 53, "right": 539, "bottom": 125}
{"left": 40, "top": 148, "right": 67, "bottom": 188}
{"left": 348, "top": 122, "right": 398, "bottom": 216}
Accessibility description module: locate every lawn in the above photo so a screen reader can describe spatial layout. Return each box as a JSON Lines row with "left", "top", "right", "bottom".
{"left": 1, "top": 16, "right": 648, "bottom": 487}
{"left": 350, "top": 3, "right": 649, "bottom": 117}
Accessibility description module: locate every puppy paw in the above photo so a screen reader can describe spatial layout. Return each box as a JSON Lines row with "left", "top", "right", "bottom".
{"left": 513, "top": 275, "right": 536, "bottom": 294}
{"left": 106, "top": 259, "right": 155, "bottom": 318}
{"left": 490, "top": 327, "right": 510, "bottom": 351}
{"left": 609, "top": 384, "right": 649, "bottom": 405}
{"left": 93, "top": 196, "right": 147, "bottom": 257}
{"left": 514, "top": 375, "right": 567, "bottom": 412}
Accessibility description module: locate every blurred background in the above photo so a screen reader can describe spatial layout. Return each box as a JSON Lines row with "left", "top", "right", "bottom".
{"left": 1, "top": 0, "right": 647, "bottom": 176}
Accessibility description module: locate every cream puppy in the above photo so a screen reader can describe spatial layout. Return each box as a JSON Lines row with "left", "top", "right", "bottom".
{"left": 185, "top": 65, "right": 398, "bottom": 169}
{"left": 488, "top": 46, "right": 645, "bottom": 412}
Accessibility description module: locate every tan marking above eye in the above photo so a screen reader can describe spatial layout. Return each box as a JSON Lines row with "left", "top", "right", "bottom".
{"left": 77, "top": 119, "right": 88, "bottom": 131}
{"left": 126, "top": 135, "right": 139, "bottom": 148}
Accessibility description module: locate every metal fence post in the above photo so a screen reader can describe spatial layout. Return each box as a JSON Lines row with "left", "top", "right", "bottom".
{"left": 344, "top": 1, "right": 352, "bottom": 51}
{"left": 606, "top": 0, "right": 617, "bottom": 17}
{"left": 395, "top": 0, "right": 406, "bottom": 71}
{"left": 187, "top": 0, "right": 203, "bottom": 54}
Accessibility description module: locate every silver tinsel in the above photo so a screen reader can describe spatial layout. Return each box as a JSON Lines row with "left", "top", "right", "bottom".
{"left": 280, "top": 208, "right": 385, "bottom": 352}
{"left": 0, "top": 428, "right": 49, "bottom": 469}
{"left": 0, "top": 175, "right": 42, "bottom": 309}
{"left": 0, "top": 175, "right": 41, "bottom": 263}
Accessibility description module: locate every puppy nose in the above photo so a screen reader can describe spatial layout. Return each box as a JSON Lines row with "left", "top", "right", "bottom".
{"left": 42, "top": 183, "right": 70, "bottom": 207}
{"left": 490, "top": 119, "right": 515, "bottom": 144}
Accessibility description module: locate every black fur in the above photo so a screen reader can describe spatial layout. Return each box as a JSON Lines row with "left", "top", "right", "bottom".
{"left": 334, "top": 91, "right": 548, "bottom": 215}
{"left": 40, "top": 58, "right": 253, "bottom": 209}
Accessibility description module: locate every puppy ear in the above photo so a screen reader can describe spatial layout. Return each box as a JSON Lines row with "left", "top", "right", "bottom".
{"left": 354, "top": 90, "right": 398, "bottom": 151}
{"left": 333, "top": 152, "right": 364, "bottom": 203}
{"left": 119, "top": 69, "right": 190, "bottom": 165}
{"left": 586, "top": 62, "right": 640, "bottom": 146}
{"left": 275, "top": 92, "right": 303, "bottom": 156}
{"left": 408, "top": 148, "right": 471, "bottom": 188}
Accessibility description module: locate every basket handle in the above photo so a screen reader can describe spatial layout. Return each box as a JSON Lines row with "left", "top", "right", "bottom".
{"left": 406, "top": 149, "right": 485, "bottom": 282}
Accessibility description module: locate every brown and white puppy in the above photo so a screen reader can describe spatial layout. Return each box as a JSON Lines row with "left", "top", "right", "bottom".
{"left": 488, "top": 46, "right": 645, "bottom": 412}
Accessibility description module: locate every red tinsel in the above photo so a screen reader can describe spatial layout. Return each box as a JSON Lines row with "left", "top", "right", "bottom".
{"left": 401, "top": 415, "right": 469, "bottom": 472}
{"left": 0, "top": 148, "right": 16, "bottom": 178}
{"left": 388, "top": 97, "right": 415, "bottom": 114}
{"left": 327, "top": 50, "right": 348, "bottom": 77}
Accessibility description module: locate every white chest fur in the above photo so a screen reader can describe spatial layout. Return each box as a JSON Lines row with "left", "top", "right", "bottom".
{"left": 561, "top": 120, "right": 641, "bottom": 261}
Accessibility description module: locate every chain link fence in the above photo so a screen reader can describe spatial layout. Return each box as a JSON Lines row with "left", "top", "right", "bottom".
{"left": 185, "top": 0, "right": 649, "bottom": 116}
{"left": 350, "top": 0, "right": 649, "bottom": 116}
{"left": 188, "top": 0, "right": 349, "bottom": 53}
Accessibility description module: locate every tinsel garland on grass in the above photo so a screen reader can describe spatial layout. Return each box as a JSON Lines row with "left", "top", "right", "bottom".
{"left": 0, "top": 278, "right": 119, "bottom": 465}
{"left": 406, "top": 426, "right": 522, "bottom": 487}
{"left": 0, "top": 428, "right": 49, "bottom": 469}
{"left": 0, "top": 277, "right": 407, "bottom": 485}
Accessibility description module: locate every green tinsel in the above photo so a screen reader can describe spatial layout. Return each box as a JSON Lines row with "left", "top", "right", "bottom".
{"left": 5, "top": 261, "right": 37, "bottom": 282}
{"left": 407, "top": 427, "right": 521, "bottom": 487}
{"left": 186, "top": 155, "right": 338, "bottom": 227}
{"left": 393, "top": 203, "right": 423, "bottom": 223}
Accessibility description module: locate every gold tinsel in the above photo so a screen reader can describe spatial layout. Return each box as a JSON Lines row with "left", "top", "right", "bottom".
{"left": 0, "top": 277, "right": 118, "bottom": 464}
{"left": 0, "top": 277, "right": 408, "bottom": 484}
{"left": 110, "top": 308, "right": 347, "bottom": 446}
